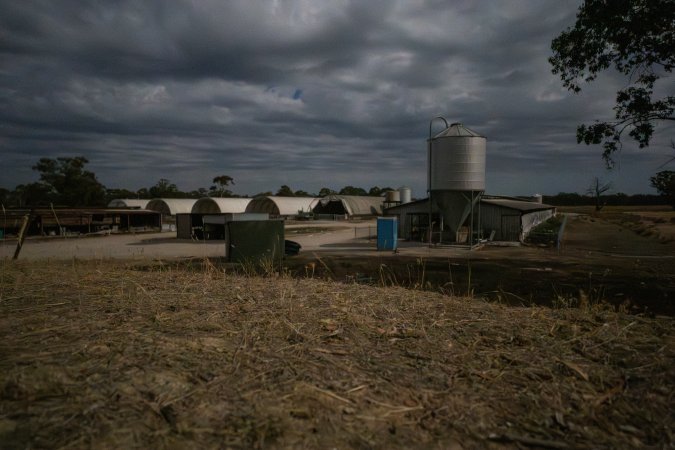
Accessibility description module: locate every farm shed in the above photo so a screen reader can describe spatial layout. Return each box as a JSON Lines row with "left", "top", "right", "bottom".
{"left": 384, "top": 198, "right": 439, "bottom": 242}
{"left": 245, "top": 196, "right": 318, "bottom": 218}
{"left": 176, "top": 214, "right": 199, "bottom": 239}
{"left": 480, "top": 198, "right": 556, "bottom": 241}
{"left": 146, "top": 199, "right": 197, "bottom": 230}
{"left": 146, "top": 199, "right": 197, "bottom": 216}
{"left": 107, "top": 199, "right": 149, "bottom": 209}
{"left": 190, "top": 198, "right": 252, "bottom": 214}
{"left": 313, "top": 195, "right": 383, "bottom": 218}
{"left": 385, "top": 197, "right": 556, "bottom": 242}
{"left": 0, "top": 208, "right": 160, "bottom": 237}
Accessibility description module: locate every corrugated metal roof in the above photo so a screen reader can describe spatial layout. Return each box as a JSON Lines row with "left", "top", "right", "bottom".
{"left": 146, "top": 199, "right": 197, "bottom": 215}
{"left": 432, "top": 123, "right": 484, "bottom": 138}
{"left": 107, "top": 199, "right": 150, "bottom": 209}
{"left": 316, "top": 195, "right": 383, "bottom": 216}
{"left": 191, "top": 198, "right": 251, "bottom": 214}
{"left": 385, "top": 197, "right": 556, "bottom": 214}
{"left": 384, "top": 197, "right": 430, "bottom": 211}
{"left": 245, "top": 196, "right": 318, "bottom": 216}
{"left": 481, "top": 198, "right": 555, "bottom": 212}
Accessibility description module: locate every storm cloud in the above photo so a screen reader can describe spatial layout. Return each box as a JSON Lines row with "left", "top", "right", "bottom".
{"left": 1, "top": 0, "right": 672, "bottom": 196}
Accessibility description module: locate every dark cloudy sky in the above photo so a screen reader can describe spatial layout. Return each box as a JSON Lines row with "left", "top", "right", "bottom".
{"left": 1, "top": 0, "right": 673, "bottom": 197}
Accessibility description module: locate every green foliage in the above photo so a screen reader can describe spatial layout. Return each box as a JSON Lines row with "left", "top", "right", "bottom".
{"left": 188, "top": 187, "right": 209, "bottom": 199}
{"left": 7, "top": 183, "right": 54, "bottom": 207}
{"left": 32, "top": 157, "right": 106, "bottom": 206}
{"left": 149, "top": 178, "right": 180, "bottom": 198}
{"left": 650, "top": 170, "right": 675, "bottom": 195}
{"left": 0, "top": 188, "right": 10, "bottom": 206}
{"left": 550, "top": 0, "right": 674, "bottom": 165}
{"left": 650, "top": 170, "right": 675, "bottom": 208}
{"left": 338, "top": 185, "right": 368, "bottom": 196}
{"left": 526, "top": 215, "right": 564, "bottom": 246}
{"left": 276, "top": 185, "right": 295, "bottom": 197}
{"left": 367, "top": 186, "right": 393, "bottom": 197}
{"left": 105, "top": 188, "right": 139, "bottom": 204}
{"left": 318, "top": 187, "right": 336, "bottom": 197}
{"left": 211, "top": 175, "right": 234, "bottom": 197}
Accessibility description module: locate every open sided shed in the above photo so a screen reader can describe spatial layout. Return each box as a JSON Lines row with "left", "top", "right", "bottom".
{"left": 107, "top": 199, "right": 150, "bottom": 209}
{"left": 0, "top": 208, "right": 160, "bottom": 236}
{"left": 313, "top": 195, "right": 383, "bottom": 218}
{"left": 245, "top": 196, "right": 318, "bottom": 218}
{"left": 146, "top": 199, "right": 197, "bottom": 231}
{"left": 191, "top": 198, "right": 251, "bottom": 214}
{"left": 480, "top": 198, "right": 556, "bottom": 241}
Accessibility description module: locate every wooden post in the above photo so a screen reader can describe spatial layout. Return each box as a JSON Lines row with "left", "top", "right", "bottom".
{"left": 50, "top": 203, "right": 62, "bottom": 237}
{"left": 13, "top": 213, "right": 31, "bottom": 260}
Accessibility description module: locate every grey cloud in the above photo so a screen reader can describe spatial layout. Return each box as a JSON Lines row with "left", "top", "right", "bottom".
{"left": 0, "top": 0, "right": 671, "bottom": 197}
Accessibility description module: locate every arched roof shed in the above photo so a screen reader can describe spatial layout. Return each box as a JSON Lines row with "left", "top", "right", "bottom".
{"left": 146, "top": 199, "right": 197, "bottom": 216}
{"left": 191, "top": 198, "right": 252, "bottom": 214}
{"left": 314, "top": 195, "right": 383, "bottom": 217}
{"left": 245, "top": 196, "right": 318, "bottom": 217}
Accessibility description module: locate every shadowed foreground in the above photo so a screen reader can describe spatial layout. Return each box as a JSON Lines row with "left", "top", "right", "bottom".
{"left": 0, "top": 260, "right": 672, "bottom": 449}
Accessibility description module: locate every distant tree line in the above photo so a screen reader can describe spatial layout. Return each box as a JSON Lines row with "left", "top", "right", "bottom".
{"left": 0, "top": 156, "right": 397, "bottom": 208}
{"left": 543, "top": 191, "right": 670, "bottom": 208}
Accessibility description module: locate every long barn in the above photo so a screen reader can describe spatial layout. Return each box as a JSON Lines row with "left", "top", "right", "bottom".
{"left": 385, "top": 196, "right": 556, "bottom": 242}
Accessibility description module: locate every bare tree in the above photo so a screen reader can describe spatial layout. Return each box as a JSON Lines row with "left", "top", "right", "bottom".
{"left": 586, "top": 177, "right": 612, "bottom": 211}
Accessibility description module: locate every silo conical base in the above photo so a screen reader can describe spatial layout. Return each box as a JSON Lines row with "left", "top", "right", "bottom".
{"left": 430, "top": 190, "right": 482, "bottom": 245}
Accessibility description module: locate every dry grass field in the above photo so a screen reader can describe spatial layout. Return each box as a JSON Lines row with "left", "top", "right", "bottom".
{"left": 1, "top": 259, "right": 673, "bottom": 449}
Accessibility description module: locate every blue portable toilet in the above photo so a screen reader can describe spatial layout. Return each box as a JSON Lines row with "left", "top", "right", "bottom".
{"left": 377, "top": 217, "right": 398, "bottom": 251}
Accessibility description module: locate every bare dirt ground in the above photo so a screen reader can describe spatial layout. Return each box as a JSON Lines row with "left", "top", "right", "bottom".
{"left": 0, "top": 260, "right": 673, "bottom": 449}
{"left": 0, "top": 220, "right": 375, "bottom": 261}
{"left": 2, "top": 209, "right": 674, "bottom": 315}
{"left": 1, "top": 208, "right": 674, "bottom": 448}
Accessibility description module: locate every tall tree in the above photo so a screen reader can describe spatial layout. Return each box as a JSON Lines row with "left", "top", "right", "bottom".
{"left": 7, "top": 183, "right": 54, "bottom": 207}
{"left": 211, "top": 175, "right": 234, "bottom": 197}
{"left": 318, "top": 187, "right": 336, "bottom": 197}
{"left": 550, "top": 0, "right": 674, "bottom": 165}
{"left": 0, "top": 188, "right": 10, "bottom": 206}
{"left": 149, "top": 178, "right": 180, "bottom": 198}
{"left": 136, "top": 188, "right": 150, "bottom": 199}
{"left": 276, "top": 185, "right": 295, "bottom": 197}
{"left": 105, "top": 188, "right": 139, "bottom": 203}
{"left": 32, "top": 157, "right": 106, "bottom": 206}
{"left": 368, "top": 186, "right": 393, "bottom": 197}
{"left": 339, "top": 186, "right": 368, "bottom": 196}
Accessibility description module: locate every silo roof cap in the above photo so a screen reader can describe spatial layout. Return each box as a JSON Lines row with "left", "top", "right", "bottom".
{"left": 433, "top": 122, "right": 484, "bottom": 138}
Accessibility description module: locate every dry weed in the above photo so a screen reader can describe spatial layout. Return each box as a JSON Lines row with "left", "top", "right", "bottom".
{"left": 0, "top": 259, "right": 673, "bottom": 449}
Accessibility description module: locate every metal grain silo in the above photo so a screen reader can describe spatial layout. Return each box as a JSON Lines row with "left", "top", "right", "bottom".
{"left": 427, "top": 118, "right": 485, "bottom": 244}
{"left": 399, "top": 186, "right": 412, "bottom": 204}
{"left": 385, "top": 190, "right": 401, "bottom": 203}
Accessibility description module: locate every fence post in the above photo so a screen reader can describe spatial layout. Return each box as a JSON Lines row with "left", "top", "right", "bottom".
{"left": 556, "top": 215, "right": 568, "bottom": 252}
